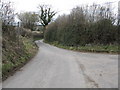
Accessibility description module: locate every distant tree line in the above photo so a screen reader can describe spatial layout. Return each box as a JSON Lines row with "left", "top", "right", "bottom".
{"left": 45, "top": 4, "right": 118, "bottom": 46}
{"left": 17, "top": 5, "right": 56, "bottom": 32}
{"left": 18, "top": 12, "right": 38, "bottom": 31}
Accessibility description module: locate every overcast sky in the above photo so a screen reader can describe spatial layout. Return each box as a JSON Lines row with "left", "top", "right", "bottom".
{"left": 4, "top": 0, "right": 118, "bottom": 14}
{"left": 2, "top": 0, "right": 119, "bottom": 22}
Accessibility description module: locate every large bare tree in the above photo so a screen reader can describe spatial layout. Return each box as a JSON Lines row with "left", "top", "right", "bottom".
{"left": 38, "top": 5, "right": 56, "bottom": 35}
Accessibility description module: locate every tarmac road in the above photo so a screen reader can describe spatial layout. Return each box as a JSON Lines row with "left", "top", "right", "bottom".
{"left": 3, "top": 40, "right": 118, "bottom": 88}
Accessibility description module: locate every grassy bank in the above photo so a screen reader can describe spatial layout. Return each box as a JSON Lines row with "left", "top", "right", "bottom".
{"left": 2, "top": 27, "right": 38, "bottom": 81}
{"left": 44, "top": 41, "right": 118, "bottom": 54}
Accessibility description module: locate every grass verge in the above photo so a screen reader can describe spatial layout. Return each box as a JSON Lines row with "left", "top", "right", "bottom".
{"left": 44, "top": 41, "right": 118, "bottom": 54}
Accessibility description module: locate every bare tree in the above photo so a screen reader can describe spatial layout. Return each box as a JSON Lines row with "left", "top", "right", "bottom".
{"left": 18, "top": 12, "right": 38, "bottom": 31}
{"left": 0, "top": 1, "right": 15, "bottom": 25}
{"left": 38, "top": 5, "right": 56, "bottom": 34}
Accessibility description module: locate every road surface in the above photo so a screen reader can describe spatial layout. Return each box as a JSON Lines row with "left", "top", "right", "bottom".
{"left": 3, "top": 40, "right": 118, "bottom": 88}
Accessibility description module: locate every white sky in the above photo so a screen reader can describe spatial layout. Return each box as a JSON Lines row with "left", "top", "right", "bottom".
{"left": 2, "top": 0, "right": 119, "bottom": 22}
{"left": 4, "top": 0, "right": 119, "bottom": 14}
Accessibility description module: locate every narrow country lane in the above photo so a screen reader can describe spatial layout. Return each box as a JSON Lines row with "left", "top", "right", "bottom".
{"left": 3, "top": 40, "right": 118, "bottom": 88}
